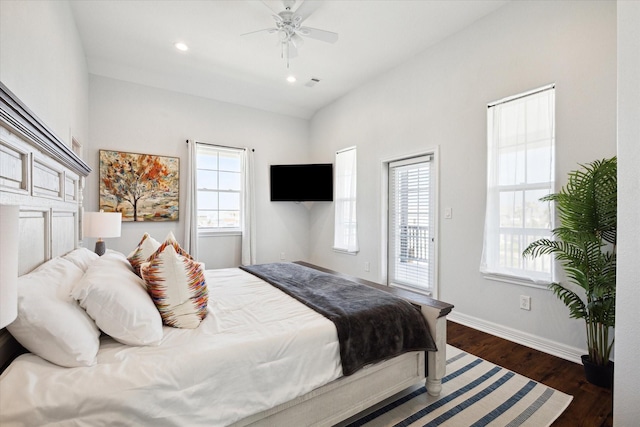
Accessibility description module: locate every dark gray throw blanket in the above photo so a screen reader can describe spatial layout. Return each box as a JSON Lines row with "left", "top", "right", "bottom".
{"left": 240, "top": 262, "right": 436, "bottom": 376}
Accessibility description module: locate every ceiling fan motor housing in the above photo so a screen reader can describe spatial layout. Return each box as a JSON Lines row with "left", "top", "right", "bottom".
{"left": 276, "top": 10, "right": 301, "bottom": 44}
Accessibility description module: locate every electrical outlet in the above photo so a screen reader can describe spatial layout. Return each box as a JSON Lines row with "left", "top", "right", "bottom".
{"left": 280, "top": 252, "right": 286, "bottom": 260}
{"left": 364, "top": 262, "right": 370, "bottom": 272}
{"left": 519, "top": 295, "right": 531, "bottom": 311}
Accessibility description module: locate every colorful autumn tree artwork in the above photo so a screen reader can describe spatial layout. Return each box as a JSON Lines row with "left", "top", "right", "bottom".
{"left": 99, "top": 150, "right": 179, "bottom": 222}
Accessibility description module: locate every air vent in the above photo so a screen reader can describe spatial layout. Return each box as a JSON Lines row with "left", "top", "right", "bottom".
{"left": 305, "top": 77, "right": 321, "bottom": 88}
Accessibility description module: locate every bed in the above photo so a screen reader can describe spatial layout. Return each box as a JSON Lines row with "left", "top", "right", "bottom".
{"left": 0, "top": 82, "right": 453, "bottom": 426}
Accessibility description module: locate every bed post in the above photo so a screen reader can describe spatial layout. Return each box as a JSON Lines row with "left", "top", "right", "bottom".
{"left": 421, "top": 305, "right": 449, "bottom": 396}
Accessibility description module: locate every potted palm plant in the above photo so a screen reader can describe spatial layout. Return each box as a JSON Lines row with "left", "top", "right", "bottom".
{"left": 523, "top": 157, "right": 616, "bottom": 388}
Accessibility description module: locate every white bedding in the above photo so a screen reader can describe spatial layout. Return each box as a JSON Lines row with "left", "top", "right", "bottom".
{"left": 0, "top": 268, "right": 343, "bottom": 427}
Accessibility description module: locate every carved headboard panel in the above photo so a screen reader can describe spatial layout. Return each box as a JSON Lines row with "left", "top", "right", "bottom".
{"left": 0, "top": 81, "right": 91, "bottom": 368}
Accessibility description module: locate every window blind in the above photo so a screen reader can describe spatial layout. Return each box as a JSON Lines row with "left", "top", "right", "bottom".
{"left": 388, "top": 155, "right": 434, "bottom": 293}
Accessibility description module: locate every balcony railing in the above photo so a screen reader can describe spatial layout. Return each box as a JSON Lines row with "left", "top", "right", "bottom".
{"left": 399, "top": 225, "right": 430, "bottom": 262}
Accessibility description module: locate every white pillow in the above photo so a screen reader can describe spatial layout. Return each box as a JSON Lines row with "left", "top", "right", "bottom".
{"left": 62, "top": 247, "right": 99, "bottom": 272}
{"left": 72, "top": 252, "right": 163, "bottom": 346}
{"left": 127, "top": 233, "right": 161, "bottom": 276}
{"left": 141, "top": 232, "right": 208, "bottom": 329}
{"left": 7, "top": 257, "right": 100, "bottom": 367}
{"left": 104, "top": 249, "right": 129, "bottom": 261}
{"left": 104, "top": 249, "right": 135, "bottom": 270}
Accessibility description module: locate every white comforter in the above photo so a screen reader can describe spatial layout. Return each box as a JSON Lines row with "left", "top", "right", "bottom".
{"left": 0, "top": 268, "right": 343, "bottom": 427}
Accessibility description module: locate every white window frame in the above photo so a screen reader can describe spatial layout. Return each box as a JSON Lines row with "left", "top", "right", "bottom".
{"left": 480, "top": 85, "right": 556, "bottom": 288}
{"left": 196, "top": 144, "right": 244, "bottom": 236}
{"left": 333, "top": 146, "right": 358, "bottom": 254}
{"left": 384, "top": 149, "right": 439, "bottom": 298}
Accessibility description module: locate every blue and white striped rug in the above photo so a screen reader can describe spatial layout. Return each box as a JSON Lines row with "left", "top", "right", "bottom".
{"left": 343, "top": 345, "right": 572, "bottom": 427}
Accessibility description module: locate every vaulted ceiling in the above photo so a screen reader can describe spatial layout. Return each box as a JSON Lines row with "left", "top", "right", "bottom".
{"left": 70, "top": 0, "right": 509, "bottom": 119}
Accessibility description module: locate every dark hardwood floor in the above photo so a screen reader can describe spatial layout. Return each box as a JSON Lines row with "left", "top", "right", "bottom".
{"left": 447, "top": 321, "right": 613, "bottom": 427}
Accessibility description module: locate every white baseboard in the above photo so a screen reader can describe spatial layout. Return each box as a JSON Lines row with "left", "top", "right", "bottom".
{"left": 447, "top": 311, "right": 586, "bottom": 364}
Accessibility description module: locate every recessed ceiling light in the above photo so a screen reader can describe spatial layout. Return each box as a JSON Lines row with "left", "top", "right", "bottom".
{"left": 175, "top": 42, "right": 189, "bottom": 52}
{"left": 286, "top": 75, "right": 297, "bottom": 83}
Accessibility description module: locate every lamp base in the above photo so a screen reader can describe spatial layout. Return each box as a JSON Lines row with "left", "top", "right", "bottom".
{"left": 94, "top": 240, "right": 106, "bottom": 256}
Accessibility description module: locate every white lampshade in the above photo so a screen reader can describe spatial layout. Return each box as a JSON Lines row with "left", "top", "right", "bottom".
{"left": 83, "top": 211, "right": 122, "bottom": 255}
{"left": 83, "top": 211, "right": 122, "bottom": 238}
{"left": 0, "top": 205, "right": 20, "bottom": 328}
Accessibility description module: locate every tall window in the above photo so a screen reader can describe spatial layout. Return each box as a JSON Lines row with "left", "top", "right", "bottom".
{"left": 333, "top": 147, "right": 358, "bottom": 253}
{"left": 481, "top": 85, "right": 555, "bottom": 284}
{"left": 196, "top": 144, "right": 243, "bottom": 232}
{"left": 388, "top": 155, "right": 435, "bottom": 294}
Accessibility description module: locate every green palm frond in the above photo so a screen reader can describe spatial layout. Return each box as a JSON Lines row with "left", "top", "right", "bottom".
{"left": 523, "top": 157, "right": 616, "bottom": 366}
{"left": 549, "top": 283, "right": 587, "bottom": 319}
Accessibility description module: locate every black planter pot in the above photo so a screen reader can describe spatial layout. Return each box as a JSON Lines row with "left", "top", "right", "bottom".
{"left": 581, "top": 355, "right": 614, "bottom": 388}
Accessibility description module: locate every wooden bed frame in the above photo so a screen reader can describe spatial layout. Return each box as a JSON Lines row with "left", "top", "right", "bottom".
{"left": 0, "top": 82, "right": 91, "bottom": 371}
{"left": 0, "top": 81, "right": 453, "bottom": 426}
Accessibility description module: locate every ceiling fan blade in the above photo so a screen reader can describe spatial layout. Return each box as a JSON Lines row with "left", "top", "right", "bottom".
{"left": 290, "top": 33, "right": 305, "bottom": 48}
{"left": 241, "top": 28, "right": 278, "bottom": 37}
{"left": 260, "top": 0, "right": 282, "bottom": 15}
{"left": 293, "top": 0, "right": 321, "bottom": 23}
{"left": 298, "top": 26, "right": 338, "bottom": 43}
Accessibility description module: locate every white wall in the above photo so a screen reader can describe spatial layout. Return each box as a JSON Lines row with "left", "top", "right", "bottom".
{"left": 309, "top": 1, "right": 617, "bottom": 358}
{"left": 614, "top": 1, "right": 640, "bottom": 424}
{"left": 87, "top": 75, "right": 311, "bottom": 268}
{"left": 0, "top": 0, "right": 88, "bottom": 150}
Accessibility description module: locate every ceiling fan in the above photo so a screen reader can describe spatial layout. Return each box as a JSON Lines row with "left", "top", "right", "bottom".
{"left": 242, "top": 0, "right": 339, "bottom": 68}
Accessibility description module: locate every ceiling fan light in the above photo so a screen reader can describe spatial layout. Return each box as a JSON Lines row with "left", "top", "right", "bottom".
{"left": 291, "top": 33, "right": 304, "bottom": 48}
{"left": 286, "top": 75, "right": 296, "bottom": 83}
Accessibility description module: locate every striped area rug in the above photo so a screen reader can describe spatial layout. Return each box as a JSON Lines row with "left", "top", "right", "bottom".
{"left": 343, "top": 345, "right": 572, "bottom": 427}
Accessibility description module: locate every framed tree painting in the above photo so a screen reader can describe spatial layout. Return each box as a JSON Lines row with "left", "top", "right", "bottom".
{"left": 99, "top": 150, "right": 179, "bottom": 222}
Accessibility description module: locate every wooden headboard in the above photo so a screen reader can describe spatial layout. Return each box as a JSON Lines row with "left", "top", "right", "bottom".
{"left": 0, "top": 81, "right": 91, "bottom": 369}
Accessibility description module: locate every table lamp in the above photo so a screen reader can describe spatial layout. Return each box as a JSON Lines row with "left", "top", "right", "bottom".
{"left": 83, "top": 210, "right": 122, "bottom": 255}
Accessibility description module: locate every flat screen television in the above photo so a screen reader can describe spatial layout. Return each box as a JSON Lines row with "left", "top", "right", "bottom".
{"left": 270, "top": 163, "right": 333, "bottom": 202}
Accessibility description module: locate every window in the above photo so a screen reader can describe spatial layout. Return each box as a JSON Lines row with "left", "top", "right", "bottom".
{"left": 481, "top": 85, "right": 555, "bottom": 285}
{"left": 196, "top": 144, "right": 243, "bottom": 232}
{"left": 388, "top": 155, "right": 435, "bottom": 294}
{"left": 333, "top": 147, "right": 358, "bottom": 253}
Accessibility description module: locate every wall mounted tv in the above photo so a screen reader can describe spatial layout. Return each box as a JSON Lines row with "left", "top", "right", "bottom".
{"left": 270, "top": 163, "right": 333, "bottom": 202}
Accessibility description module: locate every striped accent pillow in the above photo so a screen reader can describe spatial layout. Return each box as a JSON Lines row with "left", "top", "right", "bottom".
{"left": 140, "top": 233, "right": 208, "bottom": 328}
{"left": 127, "top": 233, "right": 160, "bottom": 276}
